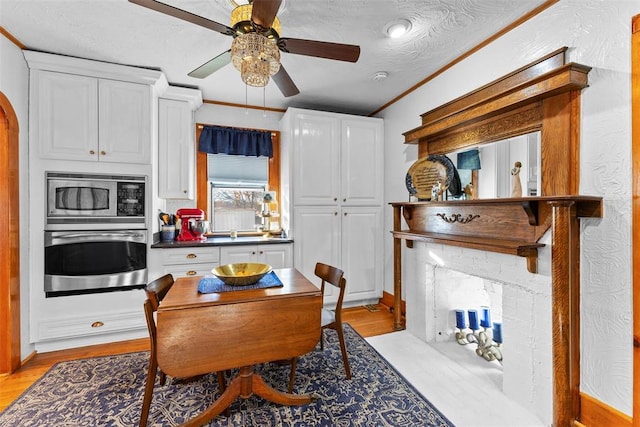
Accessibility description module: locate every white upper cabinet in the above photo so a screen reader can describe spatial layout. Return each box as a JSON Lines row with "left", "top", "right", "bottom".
{"left": 157, "top": 87, "right": 202, "bottom": 200}
{"left": 36, "top": 71, "right": 99, "bottom": 161}
{"left": 98, "top": 79, "right": 151, "bottom": 164}
{"left": 25, "top": 51, "right": 164, "bottom": 165}
{"left": 340, "top": 118, "right": 384, "bottom": 206}
{"left": 291, "top": 113, "right": 340, "bottom": 206}
{"left": 285, "top": 109, "right": 383, "bottom": 207}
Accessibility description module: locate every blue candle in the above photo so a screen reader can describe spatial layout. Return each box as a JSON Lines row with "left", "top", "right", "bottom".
{"left": 493, "top": 322, "right": 503, "bottom": 343}
{"left": 480, "top": 306, "right": 491, "bottom": 328}
{"left": 468, "top": 309, "right": 479, "bottom": 330}
{"left": 455, "top": 309, "right": 466, "bottom": 329}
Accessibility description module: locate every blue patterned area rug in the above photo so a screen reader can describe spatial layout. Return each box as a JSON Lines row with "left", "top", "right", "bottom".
{"left": 0, "top": 324, "right": 454, "bottom": 426}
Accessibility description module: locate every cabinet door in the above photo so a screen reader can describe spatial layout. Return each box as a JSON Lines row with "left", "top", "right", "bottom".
{"left": 220, "top": 245, "right": 259, "bottom": 265}
{"left": 98, "top": 79, "right": 151, "bottom": 164}
{"left": 341, "top": 118, "right": 384, "bottom": 206}
{"left": 158, "top": 98, "right": 194, "bottom": 199}
{"left": 258, "top": 244, "right": 292, "bottom": 269}
{"left": 341, "top": 206, "right": 383, "bottom": 302}
{"left": 36, "top": 71, "right": 99, "bottom": 161}
{"left": 293, "top": 206, "right": 340, "bottom": 298}
{"left": 292, "top": 113, "right": 340, "bottom": 206}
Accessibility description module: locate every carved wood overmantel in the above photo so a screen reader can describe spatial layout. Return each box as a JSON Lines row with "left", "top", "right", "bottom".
{"left": 394, "top": 48, "right": 598, "bottom": 427}
{"left": 404, "top": 47, "right": 591, "bottom": 196}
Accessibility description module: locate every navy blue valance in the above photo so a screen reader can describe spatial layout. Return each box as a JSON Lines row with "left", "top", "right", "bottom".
{"left": 198, "top": 125, "right": 273, "bottom": 158}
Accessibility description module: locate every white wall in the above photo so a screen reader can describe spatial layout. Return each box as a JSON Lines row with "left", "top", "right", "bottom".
{"left": 195, "top": 103, "right": 283, "bottom": 132}
{"left": 0, "top": 34, "right": 33, "bottom": 360}
{"left": 378, "top": 0, "right": 636, "bottom": 415}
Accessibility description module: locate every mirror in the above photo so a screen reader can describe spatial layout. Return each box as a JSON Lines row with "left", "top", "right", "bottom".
{"left": 448, "top": 131, "right": 541, "bottom": 199}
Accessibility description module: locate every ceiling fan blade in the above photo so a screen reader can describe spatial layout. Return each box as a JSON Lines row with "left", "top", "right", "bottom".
{"left": 129, "top": 0, "right": 235, "bottom": 36}
{"left": 278, "top": 38, "right": 360, "bottom": 62}
{"left": 250, "top": 0, "right": 282, "bottom": 31}
{"left": 188, "top": 50, "right": 231, "bottom": 79}
{"left": 272, "top": 66, "right": 299, "bottom": 97}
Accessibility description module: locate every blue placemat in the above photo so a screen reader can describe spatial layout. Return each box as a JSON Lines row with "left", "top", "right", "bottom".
{"left": 198, "top": 271, "right": 283, "bottom": 293}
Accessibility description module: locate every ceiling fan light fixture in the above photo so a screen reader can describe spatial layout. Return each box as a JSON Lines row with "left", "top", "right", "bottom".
{"left": 384, "top": 18, "right": 412, "bottom": 38}
{"left": 231, "top": 33, "right": 281, "bottom": 87}
{"left": 231, "top": 3, "right": 281, "bottom": 36}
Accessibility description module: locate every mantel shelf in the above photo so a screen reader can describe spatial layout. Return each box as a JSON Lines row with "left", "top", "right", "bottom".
{"left": 390, "top": 196, "right": 603, "bottom": 274}
{"left": 392, "top": 229, "right": 544, "bottom": 272}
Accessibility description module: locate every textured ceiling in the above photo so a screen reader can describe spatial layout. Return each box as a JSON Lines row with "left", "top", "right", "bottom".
{"left": 0, "top": 0, "right": 547, "bottom": 115}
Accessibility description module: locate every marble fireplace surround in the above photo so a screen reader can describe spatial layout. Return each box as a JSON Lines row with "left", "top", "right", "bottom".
{"left": 391, "top": 48, "right": 604, "bottom": 426}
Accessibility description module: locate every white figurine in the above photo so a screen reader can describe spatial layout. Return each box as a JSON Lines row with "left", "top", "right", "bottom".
{"left": 511, "top": 161, "right": 523, "bottom": 198}
{"left": 431, "top": 180, "right": 442, "bottom": 201}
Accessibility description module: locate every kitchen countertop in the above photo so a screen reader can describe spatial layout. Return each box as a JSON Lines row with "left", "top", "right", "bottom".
{"left": 151, "top": 235, "right": 293, "bottom": 249}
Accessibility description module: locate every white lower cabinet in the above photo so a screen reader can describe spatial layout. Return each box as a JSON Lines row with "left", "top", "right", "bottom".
{"left": 220, "top": 243, "right": 293, "bottom": 269}
{"left": 161, "top": 247, "right": 220, "bottom": 278}
{"left": 293, "top": 206, "right": 382, "bottom": 304}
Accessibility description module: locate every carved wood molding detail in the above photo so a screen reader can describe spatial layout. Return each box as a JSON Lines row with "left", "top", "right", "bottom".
{"left": 436, "top": 213, "right": 480, "bottom": 224}
{"left": 428, "top": 103, "right": 543, "bottom": 155}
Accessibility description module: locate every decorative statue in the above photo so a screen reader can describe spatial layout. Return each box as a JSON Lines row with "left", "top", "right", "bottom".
{"left": 464, "top": 183, "right": 474, "bottom": 200}
{"left": 511, "top": 161, "right": 523, "bottom": 197}
{"left": 431, "top": 180, "right": 443, "bottom": 201}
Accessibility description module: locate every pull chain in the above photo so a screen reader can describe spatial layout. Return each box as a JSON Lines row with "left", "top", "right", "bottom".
{"left": 245, "top": 83, "right": 248, "bottom": 115}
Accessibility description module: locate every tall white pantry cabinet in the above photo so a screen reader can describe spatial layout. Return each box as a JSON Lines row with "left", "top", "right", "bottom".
{"left": 280, "top": 108, "right": 384, "bottom": 305}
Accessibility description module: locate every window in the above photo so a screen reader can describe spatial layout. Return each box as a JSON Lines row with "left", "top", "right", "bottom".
{"left": 208, "top": 153, "right": 267, "bottom": 232}
{"left": 196, "top": 126, "right": 281, "bottom": 235}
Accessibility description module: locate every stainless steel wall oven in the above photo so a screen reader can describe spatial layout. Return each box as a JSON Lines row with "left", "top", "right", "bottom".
{"left": 44, "top": 171, "right": 149, "bottom": 297}
{"left": 44, "top": 230, "right": 147, "bottom": 297}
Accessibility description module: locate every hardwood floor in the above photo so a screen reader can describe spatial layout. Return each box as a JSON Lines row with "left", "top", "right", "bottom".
{"left": 0, "top": 303, "right": 397, "bottom": 412}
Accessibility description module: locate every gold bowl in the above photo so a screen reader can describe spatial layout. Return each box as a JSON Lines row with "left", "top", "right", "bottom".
{"left": 211, "top": 263, "right": 272, "bottom": 286}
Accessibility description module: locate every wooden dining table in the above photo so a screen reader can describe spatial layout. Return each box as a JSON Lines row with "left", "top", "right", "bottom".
{"left": 156, "top": 268, "right": 322, "bottom": 427}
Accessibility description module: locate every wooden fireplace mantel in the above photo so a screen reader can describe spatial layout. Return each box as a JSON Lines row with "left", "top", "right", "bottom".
{"left": 391, "top": 196, "right": 602, "bottom": 274}
{"left": 395, "top": 48, "right": 599, "bottom": 426}
{"left": 390, "top": 195, "right": 603, "bottom": 427}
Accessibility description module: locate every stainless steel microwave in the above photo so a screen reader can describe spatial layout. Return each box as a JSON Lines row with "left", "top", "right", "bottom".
{"left": 46, "top": 172, "right": 146, "bottom": 228}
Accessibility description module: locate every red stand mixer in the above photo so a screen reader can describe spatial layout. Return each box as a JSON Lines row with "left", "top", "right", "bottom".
{"left": 176, "top": 208, "right": 209, "bottom": 242}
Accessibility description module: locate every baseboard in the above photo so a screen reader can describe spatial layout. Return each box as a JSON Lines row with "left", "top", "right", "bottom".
{"left": 579, "top": 392, "right": 632, "bottom": 427}
{"left": 379, "top": 291, "right": 406, "bottom": 315}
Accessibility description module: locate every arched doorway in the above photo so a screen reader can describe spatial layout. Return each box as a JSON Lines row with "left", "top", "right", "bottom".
{"left": 0, "top": 91, "right": 21, "bottom": 374}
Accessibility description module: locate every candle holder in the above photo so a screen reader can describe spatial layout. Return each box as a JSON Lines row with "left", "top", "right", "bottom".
{"left": 455, "top": 326, "right": 503, "bottom": 363}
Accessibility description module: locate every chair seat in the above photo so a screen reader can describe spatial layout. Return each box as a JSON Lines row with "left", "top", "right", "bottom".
{"left": 321, "top": 308, "right": 335, "bottom": 327}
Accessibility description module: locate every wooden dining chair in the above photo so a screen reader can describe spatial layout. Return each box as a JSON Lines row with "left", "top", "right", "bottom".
{"left": 288, "top": 262, "right": 352, "bottom": 393}
{"left": 140, "top": 274, "right": 226, "bottom": 426}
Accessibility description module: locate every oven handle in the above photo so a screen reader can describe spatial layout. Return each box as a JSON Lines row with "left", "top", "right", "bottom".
{"left": 45, "top": 230, "right": 147, "bottom": 246}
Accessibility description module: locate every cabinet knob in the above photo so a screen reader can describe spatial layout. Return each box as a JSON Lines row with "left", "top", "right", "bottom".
{"left": 100, "top": 150, "right": 106, "bottom": 156}
{"left": 252, "top": 251, "right": 256, "bottom": 255}
{"left": 186, "top": 253, "right": 197, "bottom": 259}
{"left": 259, "top": 250, "right": 264, "bottom": 254}
{"left": 186, "top": 270, "right": 197, "bottom": 276}
{"left": 183, "top": 190, "right": 187, "bottom": 194}
{"left": 334, "top": 212, "right": 338, "bottom": 216}
{"left": 89, "top": 150, "right": 95, "bottom": 155}
{"left": 334, "top": 197, "right": 337, "bottom": 202}
{"left": 343, "top": 198, "right": 347, "bottom": 202}
{"left": 344, "top": 212, "right": 347, "bottom": 216}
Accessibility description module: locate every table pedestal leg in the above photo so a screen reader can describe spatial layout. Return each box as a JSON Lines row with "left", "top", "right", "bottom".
{"left": 181, "top": 365, "right": 315, "bottom": 427}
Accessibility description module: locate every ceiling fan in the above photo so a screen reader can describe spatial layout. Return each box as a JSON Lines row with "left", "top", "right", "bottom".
{"left": 129, "top": 0, "right": 361, "bottom": 97}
